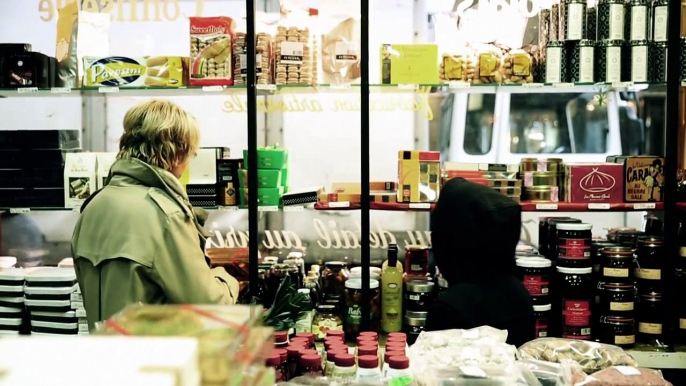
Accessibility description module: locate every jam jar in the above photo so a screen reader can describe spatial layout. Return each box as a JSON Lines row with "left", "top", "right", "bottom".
{"left": 601, "top": 246, "right": 635, "bottom": 284}
{"left": 516, "top": 257, "right": 551, "bottom": 305}
{"left": 404, "top": 245, "right": 430, "bottom": 278}
{"left": 534, "top": 304, "right": 551, "bottom": 338}
{"left": 556, "top": 223, "right": 592, "bottom": 267}
{"left": 344, "top": 279, "right": 380, "bottom": 340}
{"left": 637, "top": 291, "right": 666, "bottom": 346}
{"left": 322, "top": 262, "right": 349, "bottom": 298}
{"left": 592, "top": 241, "right": 618, "bottom": 279}
{"left": 635, "top": 236, "right": 664, "bottom": 292}
{"left": 311, "top": 304, "right": 343, "bottom": 341}
{"left": 599, "top": 315, "right": 636, "bottom": 348}
{"left": 539, "top": 217, "right": 570, "bottom": 257}
{"left": 404, "top": 311, "right": 427, "bottom": 345}
{"left": 556, "top": 266, "right": 593, "bottom": 340}
{"left": 599, "top": 283, "right": 636, "bottom": 315}
{"left": 547, "top": 218, "right": 582, "bottom": 260}
{"left": 616, "top": 230, "right": 645, "bottom": 249}
{"left": 404, "top": 279, "right": 436, "bottom": 312}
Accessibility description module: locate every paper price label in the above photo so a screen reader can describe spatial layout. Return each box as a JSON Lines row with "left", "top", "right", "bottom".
{"left": 218, "top": 206, "right": 239, "bottom": 211}
{"left": 283, "top": 206, "right": 304, "bottom": 212}
{"left": 329, "top": 83, "right": 352, "bottom": 90}
{"left": 17, "top": 87, "right": 38, "bottom": 93}
{"left": 98, "top": 86, "right": 119, "bottom": 93}
{"left": 256, "top": 84, "right": 277, "bottom": 91}
{"left": 552, "top": 83, "right": 574, "bottom": 88}
{"left": 50, "top": 87, "right": 72, "bottom": 93}
{"left": 460, "top": 366, "right": 487, "bottom": 378}
{"left": 258, "top": 206, "right": 279, "bottom": 212}
{"left": 615, "top": 366, "right": 641, "bottom": 376}
{"left": 448, "top": 81, "right": 470, "bottom": 89}
{"left": 612, "top": 81, "right": 634, "bottom": 88}
{"left": 202, "top": 86, "right": 224, "bottom": 92}
{"left": 9, "top": 208, "right": 30, "bottom": 214}
{"left": 328, "top": 201, "right": 350, "bottom": 208}
{"left": 522, "top": 83, "right": 544, "bottom": 88}
{"left": 536, "top": 204, "right": 558, "bottom": 210}
{"left": 633, "top": 203, "right": 656, "bottom": 210}
{"left": 588, "top": 203, "right": 610, "bottom": 210}
{"left": 409, "top": 203, "right": 431, "bottom": 209}
{"left": 397, "top": 84, "right": 419, "bottom": 90}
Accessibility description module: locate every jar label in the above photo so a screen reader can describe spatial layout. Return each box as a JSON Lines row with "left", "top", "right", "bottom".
{"left": 558, "top": 238, "right": 591, "bottom": 258}
{"left": 523, "top": 275, "right": 550, "bottom": 296}
{"left": 639, "top": 322, "right": 662, "bottom": 334}
{"left": 653, "top": 6, "right": 668, "bottom": 41}
{"left": 631, "top": 45, "right": 648, "bottom": 83}
{"left": 680, "top": 319, "right": 686, "bottom": 329}
{"left": 535, "top": 317, "right": 548, "bottom": 338}
{"left": 545, "top": 47, "right": 563, "bottom": 84}
{"left": 605, "top": 46, "right": 622, "bottom": 83}
{"left": 615, "top": 335, "right": 636, "bottom": 345}
{"left": 635, "top": 268, "right": 661, "bottom": 280}
{"left": 603, "top": 267, "right": 629, "bottom": 278}
{"left": 610, "top": 301, "right": 634, "bottom": 311}
{"left": 346, "top": 304, "right": 363, "bottom": 327}
{"left": 563, "top": 300, "right": 591, "bottom": 326}
{"left": 408, "top": 294, "right": 421, "bottom": 301}
{"left": 312, "top": 319, "right": 342, "bottom": 339}
{"left": 579, "top": 47, "right": 594, "bottom": 83}
{"left": 630, "top": 6, "right": 648, "bottom": 40}
{"left": 567, "top": 3, "right": 584, "bottom": 40}
{"left": 609, "top": 4, "right": 625, "bottom": 40}
{"left": 562, "top": 327, "right": 591, "bottom": 340}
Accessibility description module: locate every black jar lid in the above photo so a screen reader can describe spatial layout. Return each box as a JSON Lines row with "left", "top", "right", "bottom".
{"left": 405, "top": 311, "right": 428, "bottom": 326}
{"left": 630, "top": 39, "right": 651, "bottom": 46}
{"left": 597, "top": 39, "right": 625, "bottom": 47}
{"left": 405, "top": 279, "right": 435, "bottom": 293}
{"left": 578, "top": 39, "right": 595, "bottom": 47}
{"left": 640, "top": 291, "right": 663, "bottom": 301}
{"left": 547, "top": 40, "right": 565, "bottom": 48}
{"left": 600, "top": 283, "right": 635, "bottom": 292}
{"left": 325, "top": 261, "right": 347, "bottom": 269}
{"left": 652, "top": 41, "right": 668, "bottom": 48}
{"left": 602, "top": 315, "right": 635, "bottom": 325}
{"left": 629, "top": 0, "right": 649, "bottom": 5}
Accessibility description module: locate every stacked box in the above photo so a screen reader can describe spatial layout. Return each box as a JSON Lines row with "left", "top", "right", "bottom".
{"left": 185, "top": 147, "right": 229, "bottom": 207}
{"left": 241, "top": 147, "right": 289, "bottom": 207}
{"left": 217, "top": 158, "right": 241, "bottom": 206}
{"left": 519, "top": 158, "right": 564, "bottom": 203}
{"left": 24, "top": 267, "right": 82, "bottom": 336}
{"left": 317, "top": 182, "right": 398, "bottom": 205}
{"left": 444, "top": 162, "right": 521, "bottom": 203}
{"left": 398, "top": 151, "right": 441, "bottom": 203}
{"left": 0, "top": 268, "right": 25, "bottom": 335}
{"left": 606, "top": 155, "right": 665, "bottom": 202}
{"left": 96, "top": 152, "right": 118, "bottom": 190}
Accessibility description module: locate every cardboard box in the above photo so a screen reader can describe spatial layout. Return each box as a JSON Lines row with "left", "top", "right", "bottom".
{"left": 83, "top": 56, "right": 186, "bottom": 88}
{"left": 64, "top": 153, "right": 97, "bottom": 209}
{"left": 187, "top": 148, "right": 221, "bottom": 184}
{"left": 238, "top": 169, "right": 282, "bottom": 188}
{"left": 243, "top": 147, "right": 288, "bottom": 169}
{"left": 239, "top": 188, "right": 283, "bottom": 207}
{"left": 397, "top": 150, "right": 440, "bottom": 203}
{"left": 331, "top": 182, "right": 397, "bottom": 193}
{"left": 96, "top": 152, "right": 117, "bottom": 189}
{"left": 564, "top": 164, "right": 624, "bottom": 203}
{"left": 607, "top": 156, "right": 665, "bottom": 202}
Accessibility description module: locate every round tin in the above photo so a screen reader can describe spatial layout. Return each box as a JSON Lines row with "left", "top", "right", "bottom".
{"left": 520, "top": 158, "right": 564, "bottom": 172}
{"left": 595, "top": 40, "right": 623, "bottom": 83}
{"left": 562, "top": 0, "right": 587, "bottom": 40}
{"left": 651, "top": 41, "right": 667, "bottom": 83}
{"left": 598, "top": 0, "right": 625, "bottom": 40}
{"left": 545, "top": 41, "right": 567, "bottom": 83}
{"left": 652, "top": 0, "right": 668, "bottom": 42}
{"left": 586, "top": 6, "right": 598, "bottom": 40}
{"left": 570, "top": 39, "right": 595, "bottom": 83}
{"left": 628, "top": 40, "right": 651, "bottom": 83}
{"left": 523, "top": 186, "right": 560, "bottom": 202}
{"left": 551, "top": 4, "right": 561, "bottom": 40}
{"left": 627, "top": 0, "right": 650, "bottom": 41}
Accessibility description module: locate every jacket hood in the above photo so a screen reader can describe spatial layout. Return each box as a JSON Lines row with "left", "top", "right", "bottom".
{"left": 431, "top": 178, "right": 522, "bottom": 283}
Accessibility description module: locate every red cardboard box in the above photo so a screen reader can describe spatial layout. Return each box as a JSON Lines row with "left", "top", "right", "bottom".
{"left": 565, "top": 164, "right": 624, "bottom": 203}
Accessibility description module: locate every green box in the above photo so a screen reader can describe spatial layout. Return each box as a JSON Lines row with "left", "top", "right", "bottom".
{"left": 239, "top": 187, "right": 284, "bottom": 207}
{"left": 238, "top": 169, "right": 282, "bottom": 189}
{"left": 280, "top": 168, "right": 288, "bottom": 187}
{"left": 243, "top": 147, "right": 289, "bottom": 170}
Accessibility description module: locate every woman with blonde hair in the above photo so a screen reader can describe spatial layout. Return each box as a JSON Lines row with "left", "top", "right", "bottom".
{"left": 71, "top": 99, "right": 239, "bottom": 330}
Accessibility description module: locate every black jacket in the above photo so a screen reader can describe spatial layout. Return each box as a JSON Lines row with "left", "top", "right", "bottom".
{"left": 426, "top": 178, "right": 534, "bottom": 347}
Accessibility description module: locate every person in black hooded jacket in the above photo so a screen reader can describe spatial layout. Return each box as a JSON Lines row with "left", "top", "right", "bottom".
{"left": 426, "top": 178, "right": 534, "bottom": 347}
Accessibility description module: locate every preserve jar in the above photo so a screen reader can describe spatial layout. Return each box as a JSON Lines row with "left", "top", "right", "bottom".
{"left": 539, "top": 217, "right": 571, "bottom": 257}
{"left": 322, "top": 262, "right": 349, "bottom": 298}
{"left": 637, "top": 291, "right": 666, "bottom": 346}
{"left": 557, "top": 266, "right": 593, "bottom": 340}
{"left": 607, "top": 227, "right": 635, "bottom": 243}
{"left": 266, "top": 351, "right": 287, "bottom": 382}
{"left": 616, "top": 230, "right": 645, "bottom": 249}
{"left": 601, "top": 246, "right": 635, "bottom": 284}
{"left": 516, "top": 257, "right": 551, "bottom": 305}
{"left": 404, "top": 279, "right": 436, "bottom": 312}
{"left": 547, "top": 218, "right": 582, "bottom": 260}
{"left": 311, "top": 304, "right": 342, "bottom": 341}
{"left": 534, "top": 304, "right": 551, "bottom": 339}
{"left": 635, "top": 236, "right": 664, "bottom": 292}
{"left": 599, "top": 315, "right": 636, "bottom": 348}
{"left": 404, "top": 310, "right": 427, "bottom": 345}
{"left": 676, "top": 268, "right": 686, "bottom": 344}
{"left": 592, "top": 241, "right": 618, "bottom": 279}
{"left": 599, "top": 283, "right": 636, "bottom": 315}
{"left": 404, "top": 245, "right": 430, "bottom": 278}
{"left": 556, "top": 223, "right": 592, "bottom": 267}
{"left": 344, "top": 279, "right": 380, "bottom": 339}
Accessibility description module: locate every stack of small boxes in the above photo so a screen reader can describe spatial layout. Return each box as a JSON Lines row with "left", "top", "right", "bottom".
{"left": 24, "top": 267, "right": 83, "bottom": 336}
{"left": 185, "top": 147, "right": 229, "bottom": 207}
{"left": 240, "top": 147, "right": 288, "bottom": 207}
{"left": 443, "top": 162, "right": 521, "bottom": 203}
{"left": 0, "top": 268, "right": 25, "bottom": 335}
{"left": 397, "top": 150, "right": 441, "bottom": 203}
{"left": 317, "top": 182, "right": 397, "bottom": 205}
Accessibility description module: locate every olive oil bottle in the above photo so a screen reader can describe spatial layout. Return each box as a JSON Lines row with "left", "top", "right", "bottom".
{"left": 381, "top": 244, "right": 403, "bottom": 333}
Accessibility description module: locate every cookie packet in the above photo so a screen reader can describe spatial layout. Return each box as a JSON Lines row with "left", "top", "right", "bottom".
{"left": 275, "top": 10, "right": 315, "bottom": 86}
{"left": 233, "top": 15, "right": 275, "bottom": 86}
{"left": 189, "top": 16, "right": 236, "bottom": 86}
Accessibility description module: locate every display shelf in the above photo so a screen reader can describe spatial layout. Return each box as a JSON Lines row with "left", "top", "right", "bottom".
{"left": 0, "top": 205, "right": 319, "bottom": 213}
{"left": 315, "top": 201, "right": 664, "bottom": 212}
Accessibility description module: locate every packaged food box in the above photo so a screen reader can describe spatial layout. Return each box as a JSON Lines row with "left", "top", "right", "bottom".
{"left": 0, "top": 306, "right": 22, "bottom": 320}
{"left": 606, "top": 156, "right": 665, "bottom": 202}
{"left": 370, "top": 192, "right": 396, "bottom": 203}
{"left": 0, "top": 268, "right": 24, "bottom": 298}
{"left": 319, "top": 192, "right": 361, "bottom": 203}
{"left": 96, "top": 152, "right": 117, "bottom": 189}
{"left": 243, "top": 147, "right": 288, "bottom": 170}
{"left": 331, "top": 181, "right": 397, "bottom": 193}
{"left": 282, "top": 187, "right": 323, "bottom": 206}
{"left": 380, "top": 44, "right": 438, "bottom": 84}
{"left": 445, "top": 162, "right": 519, "bottom": 173}
{"left": 0, "top": 318, "right": 21, "bottom": 334}
{"left": 64, "top": 153, "right": 97, "bottom": 209}
{"left": 189, "top": 17, "right": 235, "bottom": 86}
{"left": 564, "top": 164, "right": 624, "bottom": 203}
{"left": 83, "top": 56, "right": 186, "bottom": 88}
{"left": 239, "top": 188, "right": 284, "bottom": 207}
{"left": 31, "top": 310, "right": 77, "bottom": 325}
{"left": 238, "top": 169, "right": 282, "bottom": 188}
{"left": 31, "top": 320, "right": 78, "bottom": 336}
{"left": 0, "top": 297, "right": 23, "bottom": 309}
{"left": 398, "top": 150, "right": 440, "bottom": 203}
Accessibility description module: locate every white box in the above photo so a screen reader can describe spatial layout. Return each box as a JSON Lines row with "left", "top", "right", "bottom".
{"left": 64, "top": 153, "right": 97, "bottom": 209}
{"left": 71, "top": 300, "right": 84, "bottom": 310}
{"left": 96, "top": 152, "right": 118, "bottom": 189}
{"left": 188, "top": 148, "right": 218, "bottom": 184}
{"left": 78, "top": 323, "right": 89, "bottom": 333}
{"left": 70, "top": 292, "right": 83, "bottom": 302}
{"left": 75, "top": 308, "right": 87, "bottom": 318}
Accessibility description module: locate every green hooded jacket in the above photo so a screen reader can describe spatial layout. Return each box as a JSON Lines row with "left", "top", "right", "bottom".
{"left": 71, "top": 158, "right": 238, "bottom": 330}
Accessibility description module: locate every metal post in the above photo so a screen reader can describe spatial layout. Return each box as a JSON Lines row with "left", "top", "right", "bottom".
{"left": 246, "top": 0, "right": 259, "bottom": 296}
{"left": 360, "top": 0, "right": 371, "bottom": 331}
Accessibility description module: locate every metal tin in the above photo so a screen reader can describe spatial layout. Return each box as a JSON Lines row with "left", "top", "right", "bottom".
{"left": 627, "top": 0, "right": 650, "bottom": 41}
{"left": 562, "top": 0, "right": 586, "bottom": 40}
{"left": 595, "top": 40, "right": 623, "bottom": 83}
{"left": 652, "top": 0, "right": 668, "bottom": 42}
{"left": 523, "top": 186, "right": 560, "bottom": 202}
{"left": 404, "top": 279, "right": 436, "bottom": 312}
{"left": 545, "top": 41, "right": 567, "bottom": 83}
{"left": 586, "top": 6, "right": 598, "bottom": 40}
{"left": 651, "top": 41, "right": 667, "bottom": 83}
{"left": 551, "top": 4, "right": 561, "bottom": 40}
{"left": 520, "top": 158, "right": 564, "bottom": 172}
{"left": 523, "top": 171, "right": 562, "bottom": 187}
{"left": 539, "top": 8, "right": 552, "bottom": 47}
{"left": 680, "top": 38, "right": 686, "bottom": 82}
{"left": 628, "top": 40, "right": 651, "bottom": 83}
{"left": 570, "top": 39, "right": 595, "bottom": 83}
{"left": 598, "top": 0, "right": 625, "bottom": 40}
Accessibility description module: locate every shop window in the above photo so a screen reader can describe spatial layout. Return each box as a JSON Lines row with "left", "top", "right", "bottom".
{"left": 463, "top": 94, "right": 496, "bottom": 155}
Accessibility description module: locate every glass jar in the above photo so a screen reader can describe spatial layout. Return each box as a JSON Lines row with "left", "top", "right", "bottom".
{"left": 616, "top": 230, "right": 645, "bottom": 249}
{"left": 637, "top": 291, "right": 666, "bottom": 346}
{"left": 404, "top": 310, "right": 427, "bottom": 345}
{"left": 599, "top": 315, "right": 636, "bottom": 348}
{"left": 601, "top": 246, "right": 635, "bottom": 284}
{"left": 607, "top": 227, "right": 635, "bottom": 243}
{"left": 643, "top": 213, "right": 663, "bottom": 235}
{"left": 311, "top": 304, "right": 343, "bottom": 342}
{"left": 547, "top": 218, "right": 582, "bottom": 260}
{"left": 322, "top": 262, "right": 349, "bottom": 298}
{"left": 635, "top": 236, "right": 664, "bottom": 292}
{"left": 599, "top": 283, "right": 636, "bottom": 315}
{"left": 516, "top": 257, "right": 552, "bottom": 305}
{"left": 534, "top": 304, "right": 551, "bottom": 339}
{"left": 556, "top": 266, "right": 593, "bottom": 340}
{"left": 404, "top": 245, "right": 430, "bottom": 278}
{"left": 539, "top": 217, "right": 570, "bottom": 257}
{"left": 344, "top": 279, "right": 380, "bottom": 340}
{"left": 404, "top": 279, "right": 436, "bottom": 312}
{"left": 556, "top": 223, "right": 592, "bottom": 267}
{"left": 676, "top": 268, "right": 686, "bottom": 344}
{"left": 592, "top": 241, "right": 618, "bottom": 279}
{"left": 266, "top": 351, "right": 287, "bottom": 382}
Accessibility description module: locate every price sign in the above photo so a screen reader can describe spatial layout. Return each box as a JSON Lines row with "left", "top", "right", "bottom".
{"left": 9, "top": 208, "right": 30, "bottom": 214}
{"left": 283, "top": 206, "right": 304, "bottom": 212}
{"left": 98, "top": 87, "right": 119, "bottom": 93}
{"left": 397, "top": 84, "right": 419, "bottom": 90}
{"left": 17, "top": 87, "right": 38, "bottom": 93}
{"left": 588, "top": 203, "right": 610, "bottom": 210}
{"left": 202, "top": 86, "right": 224, "bottom": 92}
{"left": 536, "top": 204, "right": 558, "bottom": 210}
{"left": 51, "top": 87, "right": 72, "bottom": 93}
{"left": 256, "top": 84, "right": 277, "bottom": 91}
{"left": 409, "top": 203, "right": 431, "bottom": 209}
{"left": 258, "top": 206, "right": 279, "bottom": 212}
{"left": 328, "top": 201, "right": 350, "bottom": 208}
{"left": 633, "top": 203, "right": 656, "bottom": 210}
{"left": 218, "top": 206, "right": 239, "bottom": 211}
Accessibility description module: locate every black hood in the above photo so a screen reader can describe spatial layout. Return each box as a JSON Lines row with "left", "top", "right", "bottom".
{"left": 431, "top": 178, "right": 522, "bottom": 283}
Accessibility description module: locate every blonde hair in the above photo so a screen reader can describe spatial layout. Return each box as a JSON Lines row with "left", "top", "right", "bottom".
{"left": 117, "top": 100, "right": 200, "bottom": 171}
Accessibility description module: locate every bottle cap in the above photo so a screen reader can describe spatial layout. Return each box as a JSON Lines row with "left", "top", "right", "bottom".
{"left": 327, "top": 330, "right": 345, "bottom": 338}
{"left": 356, "top": 336, "right": 377, "bottom": 346}
{"left": 357, "top": 345, "right": 377, "bottom": 356}
{"left": 287, "top": 346, "right": 304, "bottom": 359}
{"left": 266, "top": 352, "right": 281, "bottom": 367}
{"left": 387, "top": 332, "right": 407, "bottom": 342}
{"left": 273, "top": 348, "right": 287, "bottom": 362}
{"left": 295, "top": 332, "right": 315, "bottom": 345}
{"left": 334, "top": 353, "right": 355, "bottom": 367}
{"left": 358, "top": 355, "right": 380, "bottom": 369}
{"left": 299, "top": 349, "right": 318, "bottom": 357}
{"left": 386, "top": 341, "right": 405, "bottom": 349}
{"left": 384, "top": 349, "right": 406, "bottom": 363}
{"left": 327, "top": 343, "right": 348, "bottom": 353}
{"left": 273, "top": 331, "right": 288, "bottom": 343}
{"left": 388, "top": 355, "right": 410, "bottom": 370}
{"left": 324, "top": 340, "right": 345, "bottom": 350}
{"left": 290, "top": 337, "right": 309, "bottom": 346}
{"left": 300, "top": 354, "right": 322, "bottom": 367}
{"left": 359, "top": 331, "right": 378, "bottom": 340}
{"left": 326, "top": 349, "right": 348, "bottom": 362}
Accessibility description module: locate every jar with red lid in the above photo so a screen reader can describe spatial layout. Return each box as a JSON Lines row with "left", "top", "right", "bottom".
{"left": 274, "top": 331, "right": 289, "bottom": 348}
{"left": 556, "top": 223, "right": 592, "bottom": 267}
{"left": 300, "top": 354, "right": 324, "bottom": 377}
{"left": 388, "top": 332, "right": 407, "bottom": 343}
{"left": 404, "top": 245, "right": 429, "bottom": 277}
{"left": 266, "top": 351, "right": 287, "bottom": 382}
{"left": 516, "top": 257, "right": 551, "bottom": 305}
{"left": 357, "top": 345, "right": 377, "bottom": 356}
{"left": 556, "top": 266, "right": 593, "bottom": 340}
{"left": 601, "top": 246, "right": 635, "bottom": 284}
{"left": 534, "top": 304, "right": 551, "bottom": 338}
{"left": 635, "top": 236, "right": 665, "bottom": 292}
{"left": 599, "top": 315, "right": 636, "bottom": 348}
{"left": 599, "top": 283, "right": 636, "bottom": 315}
{"left": 286, "top": 345, "right": 304, "bottom": 378}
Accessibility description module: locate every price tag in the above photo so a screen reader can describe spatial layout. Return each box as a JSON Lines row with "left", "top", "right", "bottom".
{"left": 258, "top": 206, "right": 279, "bottom": 212}
{"left": 328, "top": 201, "right": 350, "bottom": 208}
{"left": 612, "top": 81, "right": 634, "bottom": 88}
{"left": 329, "top": 83, "right": 351, "bottom": 90}
{"left": 218, "top": 206, "right": 239, "bottom": 211}
{"left": 202, "top": 85, "right": 224, "bottom": 92}
{"left": 17, "top": 87, "right": 38, "bottom": 93}
{"left": 552, "top": 83, "right": 574, "bottom": 88}
{"left": 409, "top": 203, "right": 431, "bottom": 209}
{"left": 448, "top": 81, "right": 470, "bottom": 89}
{"left": 459, "top": 366, "right": 487, "bottom": 378}
{"left": 9, "top": 208, "right": 30, "bottom": 214}
{"left": 536, "top": 203, "right": 558, "bottom": 210}
{"left": 256, "top": 84, "right": 277, "bottom": 91}
{"left": 98, "top": 87, "right": 119, "bottom": 93}
{"left": 522, "top": 83, "right": 544, "bottom": 88}
{"left": 633, "top": 203, "right": 656, "bottom": 210}
{"left": 588, "top": 203, "right": 610, "bottom": 210}
{"left": 397, "top": 84, "right": 419, "bottom": 90}
{"left": 51, "top": 87, "right": 72, "bottom": 93}
{"left": 283, "top": 206, "right": 304, "bottom": 212}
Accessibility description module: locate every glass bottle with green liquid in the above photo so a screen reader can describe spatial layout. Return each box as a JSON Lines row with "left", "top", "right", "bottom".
{"left": 381, "top": 244, "right": 403, "bottom": 333}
